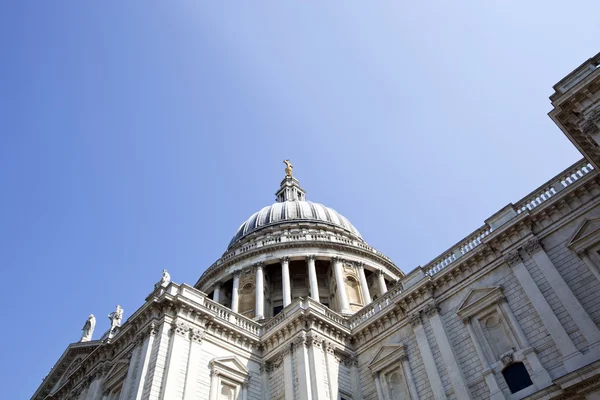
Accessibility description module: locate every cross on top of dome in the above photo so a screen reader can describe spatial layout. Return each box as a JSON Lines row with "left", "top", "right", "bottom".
{"left": 276, "top": 160, "right": 306, "bottom": 202}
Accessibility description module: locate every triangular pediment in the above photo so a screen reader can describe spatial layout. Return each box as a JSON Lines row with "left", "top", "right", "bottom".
{"left": 32, "top": 341, "right": 101, "bottom": 400}
{"left": 567, "top": 217, "right": 600, "bottom": 252}
{"left": 369, "top": 343, "right": 407, "bottom": 372}
{"left": 457, "top": 287, "right": 503, "bottom": 318}
{"left": 210, "top": 356, "right": 249, "bottom": 382}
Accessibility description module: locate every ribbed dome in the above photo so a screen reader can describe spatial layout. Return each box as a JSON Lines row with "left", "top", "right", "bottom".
{"left": 228, "top": 200, "right": 362, "bottom": 249}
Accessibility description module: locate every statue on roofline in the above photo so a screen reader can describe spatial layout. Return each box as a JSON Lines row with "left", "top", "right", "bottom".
{"left": 155, "top": 269, "right": 171, "bottom": 289}
{"left": 80, "top": 314, "right": 96, "bottom": 342}
{"left": 108, "top": 305, "right": 123, "bottom": 335}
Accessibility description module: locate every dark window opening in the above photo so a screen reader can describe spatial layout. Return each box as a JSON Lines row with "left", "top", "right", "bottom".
{"left": 273, "top": 306, "right": 284, "bottom": 316}
{"left": 502, "top": 362, "right": 533, "bottom": 393}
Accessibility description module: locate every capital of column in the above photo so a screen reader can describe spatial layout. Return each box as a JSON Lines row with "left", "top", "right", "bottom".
{"left": 214, "top": 280, "right": 222, "bottom": 288}
{"left": 356, "top": 261, "right": 365, "bottom": 269}
{"left": 190, "top": 327, "right": 204, "bottom": 343}
{"left": 172, "top": 321, "right": 191, "bottom": 337}
{"left": 524, "top": 237, "right": 543, "bottom": 255}
{"left": 280, "top": 256, "right": 290, "bottom": 263}
{"left": 306, "top": 254, "right": 316, "bottom": 262}
{"left": 376, "top": 269, "right": 384, "bottom": 276}
{"left": 332, "top": 256, "right": 344, "bottom": 263}
{"left": 409, "top": 313, "right": 422, "bottom": 327}
{"left": 462, "top": 316, "right": 472, "bottom": 325}
{"left": 254, "top": 261, "right": 264, "bottom": 270}
{"left": 423, "top": 303, "right": 440, "bottom": 317}
{"left": 503, "top": 251, "right": 522, "bottom": 267}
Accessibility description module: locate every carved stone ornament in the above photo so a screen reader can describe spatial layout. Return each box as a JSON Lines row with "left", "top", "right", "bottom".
{"left": 190, "top": 328, "right": 204, "bottom": 343}
{"left": 408, "top": 313, "right": 421, "bottom": 327}
{"left": 173, "top": 321, "right": 191, "bottom": 336}
{"left": 503, "top": 251, "right": 522, "bottom": 267}
{"left": 423, "top": 303, "right": 440, "bottom": 317}
{"left": 260, "top": 362, "right": 273, "bottom": 373}
{"left": 280, "top": 256, "right": 290, "bottom": 263}
{"left": 524, "top": 237, "right": 543, "bottom": 255}
{"left": 306, "top": 254, "right": 316, "bottom": 261}
{"left": 500, "top": 350, "right": 514, "bottom": 366}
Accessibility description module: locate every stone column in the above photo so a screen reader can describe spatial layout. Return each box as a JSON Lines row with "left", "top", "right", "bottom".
{"left": 400, "top": 355, "right": 420, "bottom": 400}
{"left": 306, "top": 255, "right": 320, "bottom": 302}
{"left": 498, "top": 298, "right": 552, "bottom": 388}
{"left": 162, "top": 321, "right": 190, "bottom": 399}
{"left": 213, "top": 281, "right": 221, "bottom": 304}
{"left": 377, "top": 270, "right": 388, "bottom": 296}
{"left": 425, "top": 304, "right": 471, "bottom": 399}
{"left": 255, "top": 262, "right": 265, "bottom": 320}
{"left": 294, "top": 336, "right": 313, "bottom": 400}
{"left": 260, "top": 363, "right": 271, "bottom": 400}
{"left": 410, "top": 313, "right": 446, "bottom": 400}
{"left": 504, "top": 251, "right": 585, "bottom": 372}
{"left": 579, "top": 250, "right": 600, "bottom": 282}
{"left": 525, "top": 238, "right": 600, "bottom": 349}
{"left": 324, "top": 343, "right": 339, "bottom": 400}
{"left": 231, "top": 273, "right": 240, "bottom": 313}
{"left": 357, "top": 262, "right": 372, "bottom": 305}
{"left": 209, "top": 371, "right": 220, "bottom": 400}
{"left": 374, "top": 372, "right": 385, "bottom": 400}
{"left": 281, "top": 257, "right": 292, "bottom": 307}
{"left": 183, "top": 328, "right": 205, "bottom": 400}
{"left": 464, "top": 318, "right": 503, "bottom": 400}
{"left": 282, "top": 346, "right": 294, "bottom": 400}
{"left": 332, "top": 257, "right": 351, "bottom": 314}
{"left": 306, "top": 335, "right": 328, "bottom": 400}
{"left": 128, "top": 325, "right": 157, "bottom": 400}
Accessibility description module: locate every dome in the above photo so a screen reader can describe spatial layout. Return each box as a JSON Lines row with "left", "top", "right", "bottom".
{"left": 228, "top": 200, "right": 362, "bottom": 248}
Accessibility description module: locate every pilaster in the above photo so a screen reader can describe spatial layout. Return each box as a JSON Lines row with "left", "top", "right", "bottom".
{"left": 182, "top": 327, "right": 204, "bottom": 400}
{"left": 424, "top": 304, "right": 472, "bottom": 399}
{"left": 410, "top": 313, "right": 447, "bottom": 400}
{"left": 525, "top": 237, "right": 600, "bottom": 350}
{"left": 504, "top": 250, "right": 585, "bottom": 372}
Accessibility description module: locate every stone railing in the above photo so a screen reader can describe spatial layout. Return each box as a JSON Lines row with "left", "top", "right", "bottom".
{"left": 201, "top": 230, "right": 395, "bottom": 279}
{"left": 515, "top": 160, "right": 594, "bottom": 214}
{"left": 262, "top": 297, "right": 349, "bottom": 335}
{"left": 202, "top": 297, "right": 262, "bottom": 336}
{"left": 423, "top": 159, "right": 594, "bottom": 277}
{"left": 348, "top": 282, "right": 403, "bottom": 329}
{"left": 424, "top": 225, "right": 493, "bottom": 276}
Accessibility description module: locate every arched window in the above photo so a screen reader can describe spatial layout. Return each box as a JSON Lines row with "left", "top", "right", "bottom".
{"left": 238, "top": 283, "right": 255, "bottom": 318}
{"left": 502, "top": 362, "right": 533, "bottom": 393}
{"left": 345, "top": 276, "right": 362, "bottom": 306}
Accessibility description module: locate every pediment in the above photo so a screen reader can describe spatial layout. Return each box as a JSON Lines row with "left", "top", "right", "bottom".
{"left": 457, "top": 287, "right": 503, "bottom": 319}
{"left": 567, "top": 218, "right": 600, "bottom": 252}
{"left": 32, "top": 341, "right": 101, "bottom": 400}
{"left": 210, "top": 356, "right": 249, "bottom": 382}
{"left": 104, "top": 359, "right": 130, "bottom": 390}
{"left": 369, "top": 343, "right": 407, "bottom": 372}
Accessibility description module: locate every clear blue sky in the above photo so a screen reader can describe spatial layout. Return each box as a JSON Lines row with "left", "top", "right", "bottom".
{"left": 1, "top": 1, "right": 598, "bottom": 397}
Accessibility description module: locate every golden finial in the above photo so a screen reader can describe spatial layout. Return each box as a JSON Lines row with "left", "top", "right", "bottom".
{"left": 283, "top": 159, "right": 293, "bottom": 177}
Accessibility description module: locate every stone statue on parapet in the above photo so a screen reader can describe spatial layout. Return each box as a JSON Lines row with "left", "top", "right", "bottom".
{"left": 80, "top": 314, "right": 96, "bottom": 342}
{"left": 108, "top": 305, "right": 123, "bottom": 336}
{"left": 155, "top": 269, "right": 171, "bottom": 289}
{"left": 283, "top": 159, "right": 293, "bottom": 177}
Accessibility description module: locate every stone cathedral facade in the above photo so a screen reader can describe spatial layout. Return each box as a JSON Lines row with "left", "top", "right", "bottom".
{"left": 33, "top": 52, "right": 600, "bottom": 400}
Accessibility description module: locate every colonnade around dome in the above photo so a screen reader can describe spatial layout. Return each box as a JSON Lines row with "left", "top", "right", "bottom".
{"left": 203, "top": 254, "right": 395, "bottom": 320}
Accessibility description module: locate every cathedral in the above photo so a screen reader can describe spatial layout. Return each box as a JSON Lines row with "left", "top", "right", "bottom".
{"left": 33, "top": 52, "right": 600, "bottom": 400}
